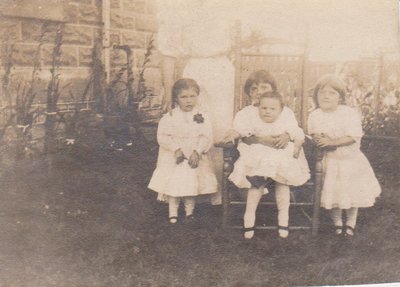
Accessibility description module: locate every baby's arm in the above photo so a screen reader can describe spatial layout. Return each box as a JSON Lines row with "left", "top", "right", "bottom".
{"left": 221, "top": 108, "right": 254, "bottom": 144}
{"left": 289, "top": 127, "right": 305, "bottom": 158}
{"left": 242, "top": 134, "right": 276, "bottom": 147}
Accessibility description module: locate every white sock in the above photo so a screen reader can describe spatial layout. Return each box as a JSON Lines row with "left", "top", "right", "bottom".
{"left": 275, "top": 183, "right": 290, "bottom": 238}
{"left": 330, "top": 208, "right": 343, "bottom": 234}
{"left": 345, "top": 207, "right": 358, "bottom": 235}
{"left": 243, "top": 188, "right": 263, "bottom": 239}
{"left": 168, "top": 196, "right": 180, "bottom": 223}
{"left": 183, "top": 197, "right": 195, "bottom": 217}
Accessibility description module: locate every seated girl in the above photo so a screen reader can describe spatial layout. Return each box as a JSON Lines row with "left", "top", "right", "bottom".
{"left": 148, "top": 78, "right": 217, "bottom": 224}
{"left": 228, "top": 91, "right": 310, "bottom": 239}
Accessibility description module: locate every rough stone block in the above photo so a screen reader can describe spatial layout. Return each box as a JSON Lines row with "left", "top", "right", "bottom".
{"left": 62, "top": 2, "right": 79, "bottom": 23}
{"left": 111, "top": 49, "right": 128, "bottom": 67}
{"left": 42, "top": 46, "right": 78, "bottom": 67}
{"left": 78, "top": 4, "right": 101, "bottom": 25}
{"left": 122, "top": 31, "right": 146, "bottom": 49}
{"left": 69, "top": 0, "right": 92, "bottom": 5}
{"left": 110, "top": 0, "right": 121, "bottom": 9}
{"left": 134, "top": 49, "right": 159, "bottom": 68}
{"left": 135, "top": 14, "right": 157, "bottom": 32}
{"left": 21, "top": 20, "right": 60, "bottom": 43}
{"left": 0, "top": 19, "right": 20, "bottom": 41}
{"left": 147, "top": 50, "right": 162, "bottom": 68}
{"left": 110, "top": 10, "right": 123, "bottom": 29}
{"left": 63, "top": 25, "right": 92, "bottom": 46}
{"left": 143, "top": 67, "right": 161, "bottom": 91}
{"left": 79, "top": 47, "right": 93, "bottom": 67}
{"left": 123, "top": 0, "right": 146, "bottom": 13}
{"left": 110, "top": 31, "right": 121, "bottom": 46}
{"left": 123, "top": 15, "right": 136, "bottom": 30}
{"left": 12, "top": 44, "right": 38, "bottom": 66}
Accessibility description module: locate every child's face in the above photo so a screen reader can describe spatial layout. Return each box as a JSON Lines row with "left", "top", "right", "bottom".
{"left": 317, "top": 85, "right": 340, "bottom": 111}
{"left": 176, "top": 88, "right": 198, "bottom": 112}
{"left": 249, "top": 82, "right": 273, "bottom": 105}
{"left": 258, "top": 97, "right": 282, "bottom": 123}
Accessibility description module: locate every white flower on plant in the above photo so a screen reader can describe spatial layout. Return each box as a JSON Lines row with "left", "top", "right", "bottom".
{"left": 66, "top": 139, "right": 75, "bottom": 145}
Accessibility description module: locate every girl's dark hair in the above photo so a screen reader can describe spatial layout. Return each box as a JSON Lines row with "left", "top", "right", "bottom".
{"left": 313, "top": 74, "right": 347, "bottom": 108}
{"left": 171, "top": 78, "right": 200, "bottom": 107}
{"left": 244, "top": 70, "right": 277, "bottom": 96}
{"left": 259, "top": 91, "right": 284, "bottom": 108}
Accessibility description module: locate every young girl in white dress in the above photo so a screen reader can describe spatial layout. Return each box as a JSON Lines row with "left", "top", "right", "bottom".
{"left": 228, "top": 90, "right": 310, "bottom": 239}
{"left": 308, "top": 74, "right": 381, "bottom": 237}
{"left": 148, "top": 79, "right": 217, "bottom": 223}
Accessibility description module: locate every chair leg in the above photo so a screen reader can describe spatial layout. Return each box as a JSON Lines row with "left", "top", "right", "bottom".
{"left": 312, "top": 150, "right": 323, "bottom": 236}
{"left": 221, "top": 156, "right": 232, "bottom": 229}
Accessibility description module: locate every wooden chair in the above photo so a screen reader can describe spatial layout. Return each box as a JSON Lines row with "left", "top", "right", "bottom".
{"left": 217, "top": 22, "right": 323, "bottom": 235}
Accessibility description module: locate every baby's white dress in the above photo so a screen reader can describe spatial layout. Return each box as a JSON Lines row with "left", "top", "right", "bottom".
{"left": 308, "top": 105, "right": 381, "bottom": 209}
{"left": 229, "top": 106, "right": 310, "bottom": 191}
{"left": 148, "top": 108, "right": 217, "bottom": 200}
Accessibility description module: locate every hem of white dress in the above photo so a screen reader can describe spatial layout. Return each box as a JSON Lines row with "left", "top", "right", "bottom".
{"left": 321, "top": 201, "right": 377, "bottom": 210}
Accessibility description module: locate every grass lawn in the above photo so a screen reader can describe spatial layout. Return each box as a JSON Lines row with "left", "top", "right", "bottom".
{"left": 0, "top": 142, "right": 399, "bottom": 287}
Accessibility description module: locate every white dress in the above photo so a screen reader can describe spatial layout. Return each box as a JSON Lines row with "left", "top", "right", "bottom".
{"left": 229, "top": 106, "right": 310, "bottom": 191}
{"left": 148, "top": 108, "right": 217, "bottom": 200}
{"left": 308, "top": 105, "right": 381, "bottom": 209}
{"left": 156, "top": 2, "right": 235, "bottom": 204}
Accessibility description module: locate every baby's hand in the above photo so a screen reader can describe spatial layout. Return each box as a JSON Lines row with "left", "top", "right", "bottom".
{"left": 293, "top": 146, "right": 301, "bottom": 159}
{"left": 188, "top": 150, "right": 200, "bottom": 168}
{"left": 174, "top": 148, "right": 185, "bottom": 164}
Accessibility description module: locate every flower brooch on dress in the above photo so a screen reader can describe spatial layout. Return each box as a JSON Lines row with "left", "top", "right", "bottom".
{"left": 193, "top": 113, "right": 204, "bottom": 124}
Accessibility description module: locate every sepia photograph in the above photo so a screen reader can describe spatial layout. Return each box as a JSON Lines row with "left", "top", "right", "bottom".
{"left": 0, "top": 0, "right": 399, "bottom": 286}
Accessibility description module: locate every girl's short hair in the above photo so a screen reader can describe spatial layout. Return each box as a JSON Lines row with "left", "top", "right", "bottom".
{"left": 259, "top": 91, "right": 284, "bottom": 108}
{"left": 171, "top": 78, "right": 200, "bottom": 107}
{"left": 313, "top": 74, "right": 347, "bottom": 108}
{"left": 244, "top": 70, "right": 277, "bottom": 96}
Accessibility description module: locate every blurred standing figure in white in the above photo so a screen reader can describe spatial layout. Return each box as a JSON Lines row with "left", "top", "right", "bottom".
{"left": 156, "top": 0, "right": 235, "bottom": 204}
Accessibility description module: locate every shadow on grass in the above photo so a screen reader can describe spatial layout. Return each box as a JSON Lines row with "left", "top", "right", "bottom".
{"left": 0, "top": 145, "right": 399, "bottom": 287}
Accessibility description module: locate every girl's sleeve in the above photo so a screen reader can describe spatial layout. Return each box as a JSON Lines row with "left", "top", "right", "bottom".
{"left": 157, "top": 114, "right": 180, "bottom": 152}
{"left": 233, "top": 108, "right": 254, "bottom": 137}
{"left": 284, "top": 108, "right": 305, "bottom": 141}
{"left": 344, "top": 108, "right": 363, "bottom": 140}
{"left": 196, "top": 114, "right": 213, "bottom": 154}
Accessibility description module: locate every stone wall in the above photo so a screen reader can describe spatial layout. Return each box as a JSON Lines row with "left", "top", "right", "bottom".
{"left": 0, "top": 0, "right": 162, "bottom": 108}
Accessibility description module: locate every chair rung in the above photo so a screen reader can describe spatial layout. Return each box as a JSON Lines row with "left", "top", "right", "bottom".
{"left": 230, "top": 201, "right": 313, "bottom": 206}
{"left": 232, "top": 225, "right": 311, "bottom": 230}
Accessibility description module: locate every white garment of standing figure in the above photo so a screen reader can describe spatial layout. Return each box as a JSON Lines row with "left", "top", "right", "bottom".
{"left": 156, "top": 1, "right": 235, "bottom": 204}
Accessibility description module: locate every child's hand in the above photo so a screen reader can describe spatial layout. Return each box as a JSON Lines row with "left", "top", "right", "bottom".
{"left": 313, "top": 134, "right": 336, "bottom": 149}
{"left": 188, "top": 150, "right": 200, "bottom": 168}
{"left": 293, "top": 145, "right": 301, "bottom": 159}
{"left": 273, "top": 133, "right": 290, "bottom": 149}
{"left": 174, "top": 148, "right": 185, "bottom": 164}
{"left": 221, "top": 130, "right": 241, "bottom": 144}
{"left": 259, "top": 135, "right": 277, "bottom": 147}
